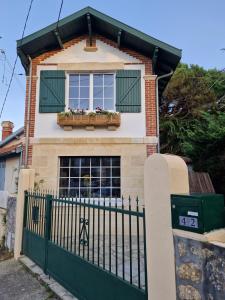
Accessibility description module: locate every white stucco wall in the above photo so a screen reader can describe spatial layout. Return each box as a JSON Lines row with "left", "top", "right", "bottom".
{"left": 34, "top": 39, "right": 148, "bottom": 139}
{"left": 4, "top": 157, "right": 20, "bottom": 195}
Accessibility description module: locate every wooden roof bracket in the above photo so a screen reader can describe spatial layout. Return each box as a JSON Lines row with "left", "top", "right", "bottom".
{"left": 87, "top": 13, "right": 92, "bottom": 46}
{"left": 152, "top": 46, "right": 159, "bottom": 74}
{"left": 54, "top": 29, "right": 64, "bottom": 49}
{"left": 117, "top": 29, "right": 122, "bottom": 48}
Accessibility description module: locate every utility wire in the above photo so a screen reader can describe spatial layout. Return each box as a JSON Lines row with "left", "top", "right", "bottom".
{"left": 56, "top": 0, "right": 64, "bottom": 29}
{"left": 0, "top": 0, "right": 34, "bottom": 119}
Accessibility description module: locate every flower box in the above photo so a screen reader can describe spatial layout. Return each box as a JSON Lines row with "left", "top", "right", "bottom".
{"left": 57, "top": 113, "right": 121, "bottom": 130}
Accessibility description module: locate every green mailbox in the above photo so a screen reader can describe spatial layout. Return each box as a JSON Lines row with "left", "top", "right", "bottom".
{"left": 171, "top": 194, "right": 225, "bottom": 233}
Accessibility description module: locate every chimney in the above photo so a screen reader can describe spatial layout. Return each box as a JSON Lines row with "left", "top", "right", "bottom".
{"left": 1, "top": 121, "right": 14, "bottom": 140}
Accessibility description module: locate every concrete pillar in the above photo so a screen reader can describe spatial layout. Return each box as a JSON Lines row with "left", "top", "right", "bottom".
{"left": 14, "top": 169, "right": 35, "bottom": 259}
{"left": 144, "top": 154, "right": 189, "bottom": 300}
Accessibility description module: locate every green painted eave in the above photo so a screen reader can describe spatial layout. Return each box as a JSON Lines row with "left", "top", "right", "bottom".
{"left": 17, "top": 6, "right": 182, "bottom": 96}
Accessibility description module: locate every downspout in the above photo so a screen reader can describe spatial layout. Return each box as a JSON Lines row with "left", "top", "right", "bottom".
{"left": 25, "top": 56, "right": 32, "bottom": 168}
{"left": 155, "top": 69, "right": 173, "bottom": 153}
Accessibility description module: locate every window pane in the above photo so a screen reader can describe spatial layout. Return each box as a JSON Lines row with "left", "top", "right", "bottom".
{"left": 81, "top": 168, "right": 90, "bottom": 177}
{"left": 71, "top": 158, "right": 80, "bottom": 167}
{"left": 91, "top": 188, "right": 100, "bottom": 197}
{"left": 101, "top": 188, "right": 111, "bottom": 198}
{"left": 104, "top": 86, "right": 114, "bottom": 98}
{"left": 81, "top": 157, "right": 90, "bottom": 167}
{"left": 60, "top": 157, "right": 70, "bottom": 167}
{"left": 91, "top": 157, "right": 101, "bottom": 166}
{"left": 80, "top": 87, "right": 89, "bottom": 98}
{"left": 80, "top": 177, "right": 90, "bottom": 187}
{"left": 59, "top": 178, "right": 69, "bottom": 188}
{"left": 60, "top": 168, "right": 69, "bottom": 177}
{"left": 59, "top": 188, "right": 68, "bottom": 197}
{"left": 112, "top": 189, "right": 120, "bottom": 198}
{"left": 69, "top": 87, "right": 79, "bottom": 98}
{"left": 70, "top": 178, "right": 79, "bottom": 188}
{"left": 112, "top": 157, "right": 120, "bottom": 166}
{"left": 91, "top": 178, "right": 100, "bottom": 187}
{"left": 94, "top": 74, "right": 103, "bottom": 86}
{"left": 80, "top": 74, "right": 90, "bottom": 86}
{"left": 94, "top": 87, "right": 103, "bottom": 99}
{"left": 80, "top": 188, "right": 90, "bottom": 198}
{"left": 91, "top": 167, "right": 100, "bottom": 177}
{"left": 70, "top": 168, "right": 79, "bottom": 177}
{"left": 112, "top": 178, "right": 120, "bottom": 187}
{"left": 69, "top": 189, "right": 79, "bottom": 197}
{"left": 69, "top": 99, "right": 79, "bottom": 110}
{"left": 102, "top": 157, "right": 111, "bottom": 166}
{"left": 104, "top": 74, "right": 114, "bottom": 86}
{"left": 112, "top": 168, "right": 120, "bottom": 177}
{"left": 101, "top": 168, "right": 111, "bottom": 177}
{"left": 80, "top": 99, "right": 89, "bottom": 110}
{"left": 104, "top": 99, "right": 114, "bottom": 110}
{"left": 93, "top": 99, "right": 103, "bottom": 110}
{"left": 69, "top": 75, "right": 79, "bottom": 86}
{"left": 101, "top": 178, "right": 111, "bottom": 187}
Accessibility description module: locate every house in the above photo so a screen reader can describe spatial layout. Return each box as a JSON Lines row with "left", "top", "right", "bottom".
{"left": 17, "top": 7, "right": 181, "bottom": 199}
{"left": 0, "top": 122, "right": 23, "bottom": 202}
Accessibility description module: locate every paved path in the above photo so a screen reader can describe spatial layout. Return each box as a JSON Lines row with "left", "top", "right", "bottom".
{"left": 0, "top": 259, "right": 58, "bottom": 300}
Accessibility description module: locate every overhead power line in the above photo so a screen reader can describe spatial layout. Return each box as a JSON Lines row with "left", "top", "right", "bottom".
{"left": 56, "top": 0, "right": 64, "bottom": 29}
{"left": 0, "top": 0, "right": 34, "bottom": 119}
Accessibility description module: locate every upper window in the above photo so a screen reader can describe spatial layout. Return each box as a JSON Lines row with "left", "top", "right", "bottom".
{"left": 68, "top": 73, "right": 115, "bottom": 111}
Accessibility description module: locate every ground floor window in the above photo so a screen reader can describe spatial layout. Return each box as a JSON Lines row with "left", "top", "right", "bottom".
{"left": 59, "top": 156, "right": 121, "bottom": 198}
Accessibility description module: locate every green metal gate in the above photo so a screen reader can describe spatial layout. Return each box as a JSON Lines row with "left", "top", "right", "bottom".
{"left": 22, "top": 191, "right": 148, "bottom": 300}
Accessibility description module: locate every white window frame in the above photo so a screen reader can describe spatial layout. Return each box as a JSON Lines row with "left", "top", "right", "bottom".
{"left": 66, "top": 72, "right": 116, "bottom": 111}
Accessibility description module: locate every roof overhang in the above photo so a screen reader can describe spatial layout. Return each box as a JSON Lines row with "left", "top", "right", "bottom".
{"left": 17, "top": 6, "right": 182, "bottom": 97}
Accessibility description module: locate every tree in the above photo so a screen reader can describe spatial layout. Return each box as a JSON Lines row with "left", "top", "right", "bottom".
{"left": 160, "top": 63, "right": 225, "bottom": 194}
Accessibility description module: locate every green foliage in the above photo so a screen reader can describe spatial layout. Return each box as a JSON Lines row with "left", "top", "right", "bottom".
{"left": 160, "top": 63, "right": 225, "bottom": 194}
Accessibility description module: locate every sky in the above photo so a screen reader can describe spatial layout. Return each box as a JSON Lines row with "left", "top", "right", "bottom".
{"left": 0, "top": 0, "right": 225, "bottom": 130}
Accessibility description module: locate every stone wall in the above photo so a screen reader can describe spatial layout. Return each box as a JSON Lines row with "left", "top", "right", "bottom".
{"left": 6, "top": 196, "right": 16, "bottom": 250}
{"left": 0, "top": 196, "right": 16, "bottom": 250}
{"left": 174, "top": 234, "right": 225, "bottom": 300}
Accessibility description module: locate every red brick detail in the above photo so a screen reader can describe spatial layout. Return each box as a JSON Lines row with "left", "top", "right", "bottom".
{"left": 145, "top": 78, "right": 157, "bottom": 136}
{"left": 146, "top": 144, "right": 157, "bottom": 156}
{"left": 24, "top": 34, "right": 156, "bottom": 166}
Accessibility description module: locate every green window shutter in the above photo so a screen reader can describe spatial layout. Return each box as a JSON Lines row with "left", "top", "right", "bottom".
{"left": 116, "top": 70, "right": 141, "bottom": 113}
{"left": 39, "top": 70, "right": 66, "bottom": 113}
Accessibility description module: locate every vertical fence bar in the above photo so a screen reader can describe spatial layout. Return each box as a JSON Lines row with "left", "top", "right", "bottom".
{"left": 136, "top": 197, "right": 141, "bottom": 289}
{"left": 67, "top": 200, "right": 70, "bottom": 251}
{"left": 87, "top": 198, "right": 90, "bottom": 261}
{"left": 143, "top": 207, "right": 148, "bottom": 293}
{"left": 97, "top": 199, "right": 100, "bottom": 267}
{"left": 129, "top": 196, "right": 133, "bottom": 284}
{"left": 83, "top": 199, "right": 86, "bottom": 259}
{"left": 56, "top": 199, "right": 60, "bottom": 245}
{"left": 115, "top": 197, "right": 118, "bottom": 276}
{"left": 92, "top": 199, "right": 95, "bottom": 264}
{"left": 78, "top": 198, "right": 81, "bottom": 256}
{"left": 22, "top": 190, "right": 29, "bottom": 250}
{"left": 109, "top": 199, "right": 111, "bottom": 273}
{"left": 70, "top": 199, "right": 74, "bottom": 252}
{"left": 122, "top": 196, "right": 125, "bottom": 280}
{"left": 63, "top": 196, "right": 66, "bottom": 249}
{"left": 44, "top": 194, "right": 52, "bottom": 274}
{"left": 74, "top": 196, "right": 78, "bottom": 254}
{"left": 59, "top": 197, "right": 63, "bottom": 247}
{"left": 103, "top": 198, "right": 105, "bottom": 270}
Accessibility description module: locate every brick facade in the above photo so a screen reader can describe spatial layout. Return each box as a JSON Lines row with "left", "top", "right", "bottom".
{"left": 23, "top": 34, "right": 157, "bottom": 166}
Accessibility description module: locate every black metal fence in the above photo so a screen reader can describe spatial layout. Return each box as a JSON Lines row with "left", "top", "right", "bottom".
{"left": 24, "top": 190, "right": 148, "bottom": 291}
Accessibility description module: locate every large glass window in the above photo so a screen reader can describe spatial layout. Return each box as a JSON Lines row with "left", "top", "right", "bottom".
{"left": 59, "top": 156, "right": 121, "bottom": 198}
{"left": 68, "top": 73, "right": 115, "bottom": 111}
